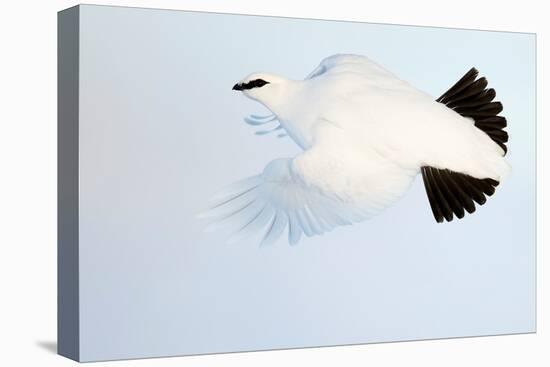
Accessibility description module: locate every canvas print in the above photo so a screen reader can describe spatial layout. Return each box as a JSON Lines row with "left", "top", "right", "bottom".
{"left": 58, "top": 4, "right": 536, "bottom": 362}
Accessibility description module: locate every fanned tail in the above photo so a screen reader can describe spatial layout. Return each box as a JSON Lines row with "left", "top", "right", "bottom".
{"left": 422, "top": 68, "right": 508, "bottom": 223}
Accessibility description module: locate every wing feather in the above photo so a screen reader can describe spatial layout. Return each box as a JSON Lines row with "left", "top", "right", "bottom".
{"left": 287, "top": 211, "right": 303, "bottom": 245}
{"left": 229, "top": 205, "right": 275, "bottom": 244}
{"left": 260, "top": 210, "right": 289, "bottom": 247}
{"left": 200, "top": 156, "right": 372, "bottom": 246}
{"left": 200, "top": 186, "right": 260, "bottom": 220}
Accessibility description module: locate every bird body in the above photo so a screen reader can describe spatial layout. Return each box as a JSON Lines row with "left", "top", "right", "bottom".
{"left": 202, "top": 54, "right": 510, "bottom": 245}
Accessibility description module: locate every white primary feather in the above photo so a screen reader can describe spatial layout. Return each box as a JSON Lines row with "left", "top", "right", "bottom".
{"left": 202, "top": 54, "right": 510, "bottom": 245}
{"left": 199, "top": 149, "right": 410, "bottom": 246}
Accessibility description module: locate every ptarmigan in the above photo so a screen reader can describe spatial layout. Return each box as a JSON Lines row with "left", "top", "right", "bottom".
{"left": 201, "top": 54, "right": 510, "bottom": 245}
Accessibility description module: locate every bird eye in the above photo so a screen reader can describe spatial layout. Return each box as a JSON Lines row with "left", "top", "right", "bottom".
{"left": 253, "top": 79, "right": 269, "bottom": 88}
{"left": 234, "top": 79, "right": 270, "bottom": 91}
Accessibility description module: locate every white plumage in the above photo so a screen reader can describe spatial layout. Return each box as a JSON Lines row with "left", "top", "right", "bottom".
{"left": 200, "top": 54, "right": 510, "bottom": 245}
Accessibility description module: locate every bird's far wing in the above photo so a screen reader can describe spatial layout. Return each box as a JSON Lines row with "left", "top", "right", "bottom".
{"left": 304, "top": 54, "right": 397, "bottom": 81}
{"left": 242, "top": 114, "right": 287, "bottom": 139}
{"left": 198, "top": 157, "right": 369, "bottom": 246}
{"left": 304, "top": 63, "right": 328, "bottom": 80}
{"left": 421, "top": 68, "right": 508, "bottom": 223}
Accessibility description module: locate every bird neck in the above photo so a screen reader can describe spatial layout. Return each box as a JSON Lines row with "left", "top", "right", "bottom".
{"left": 260, "top": 80, "right": 302, "bottom": 117}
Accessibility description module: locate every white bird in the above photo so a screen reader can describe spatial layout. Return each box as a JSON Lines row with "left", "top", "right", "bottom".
{"left": 200, "top": 54, "right": 510, "bottom": 246}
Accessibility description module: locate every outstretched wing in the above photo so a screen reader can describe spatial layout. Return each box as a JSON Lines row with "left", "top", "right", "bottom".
{"left": 199, "top": 158, "right": 371, "bottom": 246}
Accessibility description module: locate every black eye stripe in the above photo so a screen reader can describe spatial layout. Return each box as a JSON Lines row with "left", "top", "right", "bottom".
{"left": 241, "top": 79, "right": 270, "bottom": 90}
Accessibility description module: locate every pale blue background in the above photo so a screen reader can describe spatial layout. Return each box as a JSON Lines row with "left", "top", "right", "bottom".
{"left": 77, "top": 5, "right": 536, "bottom": 362}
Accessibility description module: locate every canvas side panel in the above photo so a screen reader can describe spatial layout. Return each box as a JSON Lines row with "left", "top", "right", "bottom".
{"left": 57, "top": 5, "right": 80, "bottom": 362}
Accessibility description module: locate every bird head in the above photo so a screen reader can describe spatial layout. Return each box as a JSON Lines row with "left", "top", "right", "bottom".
{"left": 232, "top": 73, "right": 293, "bottom": 109}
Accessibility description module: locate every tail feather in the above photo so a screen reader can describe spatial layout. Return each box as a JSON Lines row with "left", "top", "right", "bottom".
{"left": 421, "top": 68, "right": 508, "bottom": 223}
{"left": 437, "top": 67, "right": 508, "bottom": 154}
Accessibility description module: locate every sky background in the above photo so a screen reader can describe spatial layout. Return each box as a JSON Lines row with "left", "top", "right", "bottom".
{"left": 76, "top": 5, "right": 536, "bottom": 362}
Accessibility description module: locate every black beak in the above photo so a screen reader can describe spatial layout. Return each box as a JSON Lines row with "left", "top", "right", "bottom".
{"left": 232, "top": 83, "right": 243, "bottom": 91}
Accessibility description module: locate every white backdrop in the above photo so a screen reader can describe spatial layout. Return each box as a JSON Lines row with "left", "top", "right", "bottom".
{"left": 0, "top": 1, "right": 546, "bottom": 366}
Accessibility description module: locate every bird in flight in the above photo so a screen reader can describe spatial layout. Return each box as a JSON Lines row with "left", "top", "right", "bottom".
{"left": 200, "top": 54, "right": 510, "bottom": 246}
